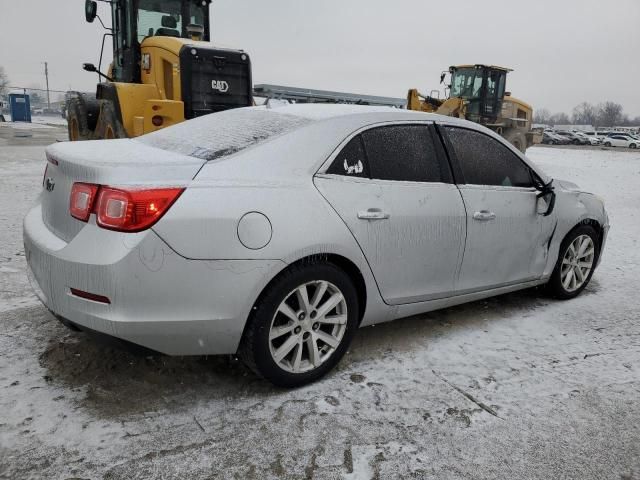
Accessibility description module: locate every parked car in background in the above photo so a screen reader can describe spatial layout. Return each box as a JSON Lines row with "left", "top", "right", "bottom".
{"left": 574, "top": 131, "right": 589, "bottom": 141}
{"left": 543, "top": 131, "right": 571, "bottom": 145}
{"left": 23, "top": 105, "right": 609, "bottom": 386}
{"left": 603, "top": 134, "right": 639, "bottom": 149}
{"left": 556, "top": 131, "right": 590, "bottom": 145}
{"left": 573, "top": 132, "right": 600, "bottom": 146}
{"left": 582, "top": 132, "right": 602, "bottom": 145}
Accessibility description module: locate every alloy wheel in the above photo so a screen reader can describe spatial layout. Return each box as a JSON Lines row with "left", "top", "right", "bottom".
{"left": 560, "top": 234, "right": 595, "bottom": 292}
{"left": 268, "top": 280, "right": 348, "bottom": 373}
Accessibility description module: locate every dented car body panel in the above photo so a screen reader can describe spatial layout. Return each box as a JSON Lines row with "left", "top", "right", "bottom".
{"left": 24, "top": 105, "right": 609, "bottom": 355}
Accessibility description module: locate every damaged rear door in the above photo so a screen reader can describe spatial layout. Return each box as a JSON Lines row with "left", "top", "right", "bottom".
{"left": 315, "top": 123, "right": 466, "bottom": 305}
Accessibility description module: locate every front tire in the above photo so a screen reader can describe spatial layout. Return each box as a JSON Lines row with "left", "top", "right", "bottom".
{"left": 239, "top": 262, "right": 360, "bottom": 387}
{"left": 504, "top": 130, "right": 527, "bottom": 153}
{"left": 67, "top": 97, "right": 91, "bottom": 141}
{"left": 66, "top": 94, "right": 99, "bottom": 141}
{"left": 604, "top": 141, "right": 612, "bottom": 147}
{"left": 95, "top": 101, "right": 127, "bottom": 140}
{"left": 547, "top": 225, "right": 600, "bottom": 299}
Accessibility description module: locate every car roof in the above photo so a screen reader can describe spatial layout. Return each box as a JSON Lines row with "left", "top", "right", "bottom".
{"left": 262, "top": 103, "right": 457, "bottom": 123}
{"left": 190, "top": 104, "right": 548, "bottom": 185}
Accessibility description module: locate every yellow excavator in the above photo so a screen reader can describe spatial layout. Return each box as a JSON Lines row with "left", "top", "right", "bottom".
{"left": 408, "top": 65, "right": 536, "bottom": 152}
{"left": 67, "top": 0, "right": 253, "bottom": 141}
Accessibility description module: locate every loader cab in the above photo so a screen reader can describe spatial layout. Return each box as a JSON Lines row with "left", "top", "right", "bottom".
{"left": 79, "top": 0, "right": 252, "bottom": 140}
{"left": 87, "top": 0, "right": 212, "bottom": 84}
{"left": 448, "top": 65, "right": 510, "bottom": 124}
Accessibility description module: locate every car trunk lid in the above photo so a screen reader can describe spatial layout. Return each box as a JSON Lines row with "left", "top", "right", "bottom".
{"left": 41, "top": 139, "right": 204, "bottom": 243}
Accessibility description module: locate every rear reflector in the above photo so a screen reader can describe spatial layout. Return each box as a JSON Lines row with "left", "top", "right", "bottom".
{"left": 70, "top": 183, "right": 99, "bottom": 221}
{"left": 70, "top": 288, "right": 111, "bottom": 304}
{"left": 95, "top": 187, "right": 184, "bottom": 232}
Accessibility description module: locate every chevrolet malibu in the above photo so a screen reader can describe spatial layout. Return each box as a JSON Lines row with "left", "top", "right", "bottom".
{"left": 24, "top": 105, "right": 609, "bottom": 387}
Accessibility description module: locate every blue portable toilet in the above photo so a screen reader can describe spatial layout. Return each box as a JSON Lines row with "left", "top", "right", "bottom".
{"left": 9, "top": 91, "right": 32, "bottom": 122}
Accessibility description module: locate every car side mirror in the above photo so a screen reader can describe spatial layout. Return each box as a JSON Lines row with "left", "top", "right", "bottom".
{"left": 535, "top": 180, "right": 556, "bottom": 217}
{"left": 83, "top": 63, "right": 97, "bottom": 73}
{"left": 85, "top": 0, "right": 98, "bottom": 23}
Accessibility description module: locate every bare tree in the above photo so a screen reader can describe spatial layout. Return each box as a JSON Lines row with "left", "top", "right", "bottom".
{"left": 597, "top": 101, "right": 624, "bottom": 127}
{"left": 550, "top": 112, "right": 571, "bottom": 125}
{"left": 572, "top": 102, "right": 598, "bottom": 126}
{"left": 0, "top": 66, "right": 9, "bottom": 97}
{"left": 533, "top": 108, "right": 552, "bottom": 125}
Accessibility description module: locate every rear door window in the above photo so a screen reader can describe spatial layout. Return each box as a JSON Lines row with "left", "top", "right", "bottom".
{"left": 444, "top": 126, "right": 533, "bottom": 188}
{"left": 361, "top": 125, "right": 444, "bottom": 183}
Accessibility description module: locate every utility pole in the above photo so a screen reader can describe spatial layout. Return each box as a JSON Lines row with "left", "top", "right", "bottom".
{"left": 43, "top": 62, "right": 51, "bottom": 110}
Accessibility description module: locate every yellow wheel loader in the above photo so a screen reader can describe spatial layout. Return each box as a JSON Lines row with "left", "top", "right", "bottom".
{"left": 67, "top": 0, "right": 253, "bottom": 141}
{"left": 407, "top": 65, "right": 537, "bottom": 152}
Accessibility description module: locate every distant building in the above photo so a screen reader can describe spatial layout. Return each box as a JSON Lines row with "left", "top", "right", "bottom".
{"left": 612, "top": 126, "right": 640, "bottom": 134}
{"left": 553, "top": 124, "right": 595, "bottom": 133}
{"left": 532, "top": 123, "right": 550, "bottom": 130}
{"left": 596, "top": 126, "right": 640, "bottom": 134}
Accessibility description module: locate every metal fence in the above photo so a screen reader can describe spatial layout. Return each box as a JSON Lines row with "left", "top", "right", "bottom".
{"left": 1, "top": 87, "right": 91, "bottom": 122}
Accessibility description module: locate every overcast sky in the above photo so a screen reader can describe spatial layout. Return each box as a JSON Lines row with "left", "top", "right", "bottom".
{"left": 1, "top": 0, "right": 638, "bottom": 116}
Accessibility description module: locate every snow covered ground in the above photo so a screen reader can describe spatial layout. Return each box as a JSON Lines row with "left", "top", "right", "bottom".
{"left": 0, "top": 129, "right": 639, "bottom": 479}
{"left": 2, "top": 114, "right": 68, "bottom": 127}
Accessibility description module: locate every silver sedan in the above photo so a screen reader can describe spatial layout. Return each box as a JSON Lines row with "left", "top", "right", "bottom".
{"left": 24, "top": 105, "right": 609, "bottom": 386}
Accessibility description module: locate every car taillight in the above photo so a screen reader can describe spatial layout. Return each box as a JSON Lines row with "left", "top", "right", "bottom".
{"left": 70, "top": 183, "right": 99, "bottom": 221}
{"left": 95, "top": 186, "right": 184, "bottom": 232}
{"left": 42, "top": 164, "right": 48, "bottom": 188}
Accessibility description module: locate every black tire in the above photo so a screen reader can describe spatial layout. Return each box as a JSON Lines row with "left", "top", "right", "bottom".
{"left": 67, "top": 96, "right": 92, "bottom": 141}
{"left": 604, "top": 142, "right": 612, "bottom": 147}
{"left": 630, "top": 143, "right": 637, "bottom": 149}
{"left": 95, "top": 101, "right": 127, "bottom": 140}
{"left": 572, "top": 139, "right": 580, "bottom": 145}
{"left": 66, "top": 94, "right": 100, "bottom": 142}
{"left": 547, "top": 225, "right": 600, "bottom": 300}
{"left": 504, "top": 130, "right": 527, "bottom": 153}
{"left": 239, "top": 262, "right": 360, "bottom": 387}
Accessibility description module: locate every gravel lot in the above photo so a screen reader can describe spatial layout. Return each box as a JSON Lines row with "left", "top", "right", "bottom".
{"left": 1, "top": 124, "right": 639, "bottom": 479}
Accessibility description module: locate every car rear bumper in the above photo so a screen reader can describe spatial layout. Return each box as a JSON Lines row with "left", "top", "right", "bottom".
{"left": 23, "top": 203, "right": 285, "bottom": 355}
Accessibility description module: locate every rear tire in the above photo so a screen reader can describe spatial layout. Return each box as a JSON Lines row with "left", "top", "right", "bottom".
{"left": 239, "top": 262, "right": 360, "bottom": 387}
{"left": 547, "top": 225, "right": 600, "bottom": 300}
{"left": 630, "top": 143, "right": 637, "bottom": 149}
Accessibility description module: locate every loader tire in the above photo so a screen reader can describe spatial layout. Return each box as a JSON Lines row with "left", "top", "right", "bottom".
{"left": 504, "top": 130, "right": 527, "bottom": 153}
{"left": 95, "top": 101, "right": 126, "bottom": 140}
{"left": 67, "top": 97, "right": 92, "bottom": 141}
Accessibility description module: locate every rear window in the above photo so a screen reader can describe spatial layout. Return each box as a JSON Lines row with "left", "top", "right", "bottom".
{"left": 137, "top": 108, "right": 313, "bottom": 161}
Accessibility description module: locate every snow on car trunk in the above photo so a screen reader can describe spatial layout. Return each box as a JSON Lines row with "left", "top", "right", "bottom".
{"left": 42, "top": 139, "right": 205, "bottom": 243}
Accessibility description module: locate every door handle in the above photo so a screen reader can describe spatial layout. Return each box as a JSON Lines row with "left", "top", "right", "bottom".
{"left": 357, "top": 208, "right": 390, "bottom": 220}
{"left": 473, "top": 210, "right": 496, "bottom": 221}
